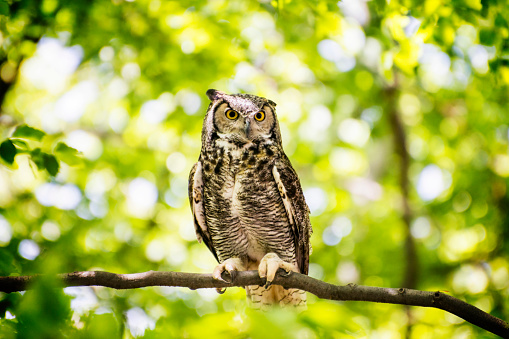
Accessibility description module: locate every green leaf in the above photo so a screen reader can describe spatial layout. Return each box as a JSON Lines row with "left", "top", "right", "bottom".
{"left": 0, "top": 1, "right": 9, "bottom": 16}
{"left": 10, "top": 139, "right": 29, "bottom": 151}
{"left": 43, "top": 154, "right": 59, "bottom": 176}
{"left": 54, "top": 142, "right": 83, "bottom": 166}
{"left": 30, "top": 148, "right": 44, "bottom": 171}
{"left": 0, "top": 140, "right": 16, "bottom": 164}
{"left": 30, "top": 149, "right": 59, "bottom": 176}
{"left": 12, "top": 125, "right": 46, "bottom": 141}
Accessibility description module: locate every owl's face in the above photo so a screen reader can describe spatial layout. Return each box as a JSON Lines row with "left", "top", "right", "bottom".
{"left": 203, "top": 89, "right": 281, "bottom": 146}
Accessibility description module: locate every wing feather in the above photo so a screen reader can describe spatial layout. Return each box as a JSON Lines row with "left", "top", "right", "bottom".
{"left": 188, "top": 162, "right": 219, "bottom": 262}
{"left": 272, "top": 157, "right": 312, "bottom": 274}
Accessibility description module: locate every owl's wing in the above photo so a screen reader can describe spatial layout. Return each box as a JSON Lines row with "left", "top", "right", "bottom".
{"left": 272, "top": 156, "right": 312, "bottom": 275}
{"left": 188, "top": 162, "right": 219, "bottom": 262}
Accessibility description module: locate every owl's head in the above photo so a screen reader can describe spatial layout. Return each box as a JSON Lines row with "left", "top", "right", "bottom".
{"left": 202, "top": 89, "right": 282, "bottom": 147}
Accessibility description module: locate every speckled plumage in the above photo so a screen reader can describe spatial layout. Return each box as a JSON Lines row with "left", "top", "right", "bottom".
{"left": 189, "top": 89, "right": 312, "bottom": 309}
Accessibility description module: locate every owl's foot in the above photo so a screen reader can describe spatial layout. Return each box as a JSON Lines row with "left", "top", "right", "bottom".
{"left": 212, "top": 258, "right": 244, "bottom": 284}
{"left": 258, "top": 253, "right": 297, "bottom": 288}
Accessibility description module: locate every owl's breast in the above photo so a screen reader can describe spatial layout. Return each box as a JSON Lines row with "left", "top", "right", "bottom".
{"left": 201, "top": 142, "right": 296, "bottom": 263}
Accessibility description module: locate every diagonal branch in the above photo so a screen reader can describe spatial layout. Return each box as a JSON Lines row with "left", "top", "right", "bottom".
{"left": 1, "top": 270, "right": 508, "bottom": 337}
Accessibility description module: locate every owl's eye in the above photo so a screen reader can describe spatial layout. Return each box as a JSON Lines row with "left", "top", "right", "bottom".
{"left": 254, "top": 111, "right": 265, "bottom": 121}
{"left": 225, "top": 109, "right": 239, "bottom": 120}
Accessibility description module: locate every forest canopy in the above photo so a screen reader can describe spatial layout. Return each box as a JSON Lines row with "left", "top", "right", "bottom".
{"left": 0, "top": 0, "right": 508, "bottom": 338}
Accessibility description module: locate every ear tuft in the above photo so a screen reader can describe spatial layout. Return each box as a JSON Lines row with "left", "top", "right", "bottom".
{"left": 206, "top": 89, "right": 225, "bottom": 101}
{"left": 267, "top": 99, "right": 277, "bottom": 107}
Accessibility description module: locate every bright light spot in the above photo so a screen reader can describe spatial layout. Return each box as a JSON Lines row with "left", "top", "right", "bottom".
{"left": 360, "top": 106, "right": 382, "bottom": 128}
{"left": 181, "top": 40, "right": 195, "bottom": 54}
{"left": 65, "top": 287, "right": 98, "bottom": 315}
{"left": 21, "top": 38, "right": 83, "bottom": 93}
{"left": 108, "top": 77, "right": 129, "bottom": 99}
{"left": 299, "top": 105, "right": 331, "bottom": 141}
{"left": 342, "top": 27, "right": 366, "bottom": 55}
{"left": 85, "top": 169, "right": 117, "bottom": 200}
{"left": 317, "top": 39, "right": 356, "bottom": 72}
{"left": 126, "top": 307, "right": 156, "bottom": 337}
{"left": 121, "top": 62, "right": 141, "bottom": 80}
{"left": 398, "top": 94, "right": 421, "bottom": 125}
{"left": 419, "top": 44, "right": 453, "bottom": 91}
{"left": 146, "top": 239, "right": 165, "bottom": 262}
{"left": 115, "top": 222, "right": 133, "bottom": 243}
{"left": 404, "top": 16, "right": 421, "bottom": 37}
{"left": 166, "top": 241, "right": 187, "bottom": 266}
{"left": 468, "top": 45, "right": 489, "bottom": 74}
{"left": 5, "top": 311, "right": 15, "bottom": 319}
{"left": 336, "top": 261, "right": 359, "bottom": 284}
{"left": 197, "top": 288, "right": 219, "bottom": 302}
{"left": 99, "top": 46, "right": 114, "bottom": 62}
{"left": 492, "top": 154, "right": 509, "bottom": 177}
{"left": 35, "top": 183, "right": 82, "bottom": 210}
{"left": 330, "top": 147, "right": 367, "bottom": 175}
{"left": 361, "top": 37, "right": 382, "bottom": 70}
{"left": 289, "top": 66, "right": 315, "bottom": 85}
{"left": 109, "top": 107, "right": 129, "bottom": 133}
{"left": 41, "top": 220, "right": 61, "bottom": 241}
{"left": 54, "top": 81, "right": 99, "bottom": 122}
{"left": 304, "top": 187, "right": 327, "bottom": 216}
{"left": 345, "top": 177, "right": 383, "bottom": 203}
{"left": 411, "top": 217, "right": 431, "bottom": 239}
{"left": 0, "top": 216, "right": 12, "bottom": 246}
{"left": 166, "top": 152, "right": 187, "bottom": 174}
{"left": 337, "top": 118, "right": 371, "bottom": 147}
{"left": 417, "top": 165, "right": 448, "bottom": 201}
{"left": 453, "top": 265, "right": 488, "bottom": 294}
{"left": 18, "top": 239, "right": 40, "bottom": 260}
{"left": 338, "top": 0, "right": 370, "bottom": 26}
{"left": 140, "top": 93, "right": 176, "bottom": 124}
{"left": 126, "top": 178, "right": 158, "bottom": 219}
{"left": 444, "top": 228, "right": 481, "bottom": 258}
{"left": 176, "top": 90, "right": 201, "bottom": 115}
{"left": 166, "top": 15, "right": 185, "bottom": 29}
{"left": 323, "top": 216, "right": 352, "bottom": 246}
{"left": 66, "top": 130, "right": 103, "bottom": 160}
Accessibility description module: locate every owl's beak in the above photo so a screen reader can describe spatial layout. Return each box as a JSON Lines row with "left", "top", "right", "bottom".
{"left": 244, "top": 120, "right": 251, "bottom": 137}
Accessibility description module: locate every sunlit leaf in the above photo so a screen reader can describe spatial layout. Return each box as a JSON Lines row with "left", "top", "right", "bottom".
{"left": 12, "top": 125, "right": 46, "bottom": 141}
{"left": 54, "top": 142, "right": 83, "bottom": 166}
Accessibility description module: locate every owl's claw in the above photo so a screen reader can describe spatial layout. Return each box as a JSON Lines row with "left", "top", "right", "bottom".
{"left": 258, "top": 253, "right": 297, "bottom": 289}
{"left": 212, "top": 258, "right": 244, "bottom": 284}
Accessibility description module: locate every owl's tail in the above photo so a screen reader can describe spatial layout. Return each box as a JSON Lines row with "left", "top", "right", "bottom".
{"left": 246, "top": 285, "right": 307, "bottom": 311}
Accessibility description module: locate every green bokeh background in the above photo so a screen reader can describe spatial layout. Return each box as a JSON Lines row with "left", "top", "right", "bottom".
{"left": 0, "top": 0, "right": 508, "bottom": 338}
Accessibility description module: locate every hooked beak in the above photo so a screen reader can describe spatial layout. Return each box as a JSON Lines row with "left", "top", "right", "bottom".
{"left": 244, "top": 119, "right": 251, "bottom": 137}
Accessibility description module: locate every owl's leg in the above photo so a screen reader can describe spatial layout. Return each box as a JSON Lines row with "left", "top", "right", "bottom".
{"left": 258, "top": 253, "right": 298, "bottom": 288}
{"left": 212, "top": 257, "right": 245, "bottom": 283}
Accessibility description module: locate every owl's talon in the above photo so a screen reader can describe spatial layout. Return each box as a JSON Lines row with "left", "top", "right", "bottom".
{"left": 212, "top": 258, "right": 244, "bottom": 284}
{"left": 216, "top": 287, "right": 226, "bottom": 294}
{"left": 258, "top": 253, "right": 297, "bottom": 289}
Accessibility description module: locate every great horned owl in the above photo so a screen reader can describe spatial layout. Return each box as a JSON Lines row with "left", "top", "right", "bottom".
{"left": 188, "top": 89, "right": 312, "bottom": 310}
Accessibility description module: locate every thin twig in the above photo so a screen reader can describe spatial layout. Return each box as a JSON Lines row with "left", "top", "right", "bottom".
{"left": 0, "top": 270, "right": 507, "bottom": 337}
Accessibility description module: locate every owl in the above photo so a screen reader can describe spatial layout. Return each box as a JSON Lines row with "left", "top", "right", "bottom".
{"left": 188, "top": 89, "right": 312, "bottom": 310}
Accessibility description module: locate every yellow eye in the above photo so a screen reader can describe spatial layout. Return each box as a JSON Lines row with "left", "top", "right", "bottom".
{"left": 254, "top": 111, "right": 265, "bottom": 121}
{"left": 225, "top": 109, "right": 239, "bottom": 120}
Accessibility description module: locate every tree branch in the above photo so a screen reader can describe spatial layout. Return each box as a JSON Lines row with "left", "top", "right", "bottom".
{"left": 1, "top": 270, "right": 507, "bottom": 337}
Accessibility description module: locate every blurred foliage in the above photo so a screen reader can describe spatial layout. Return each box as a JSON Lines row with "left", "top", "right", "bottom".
{"left": 0, "top": 0, "right": 508, "bottom": 338}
